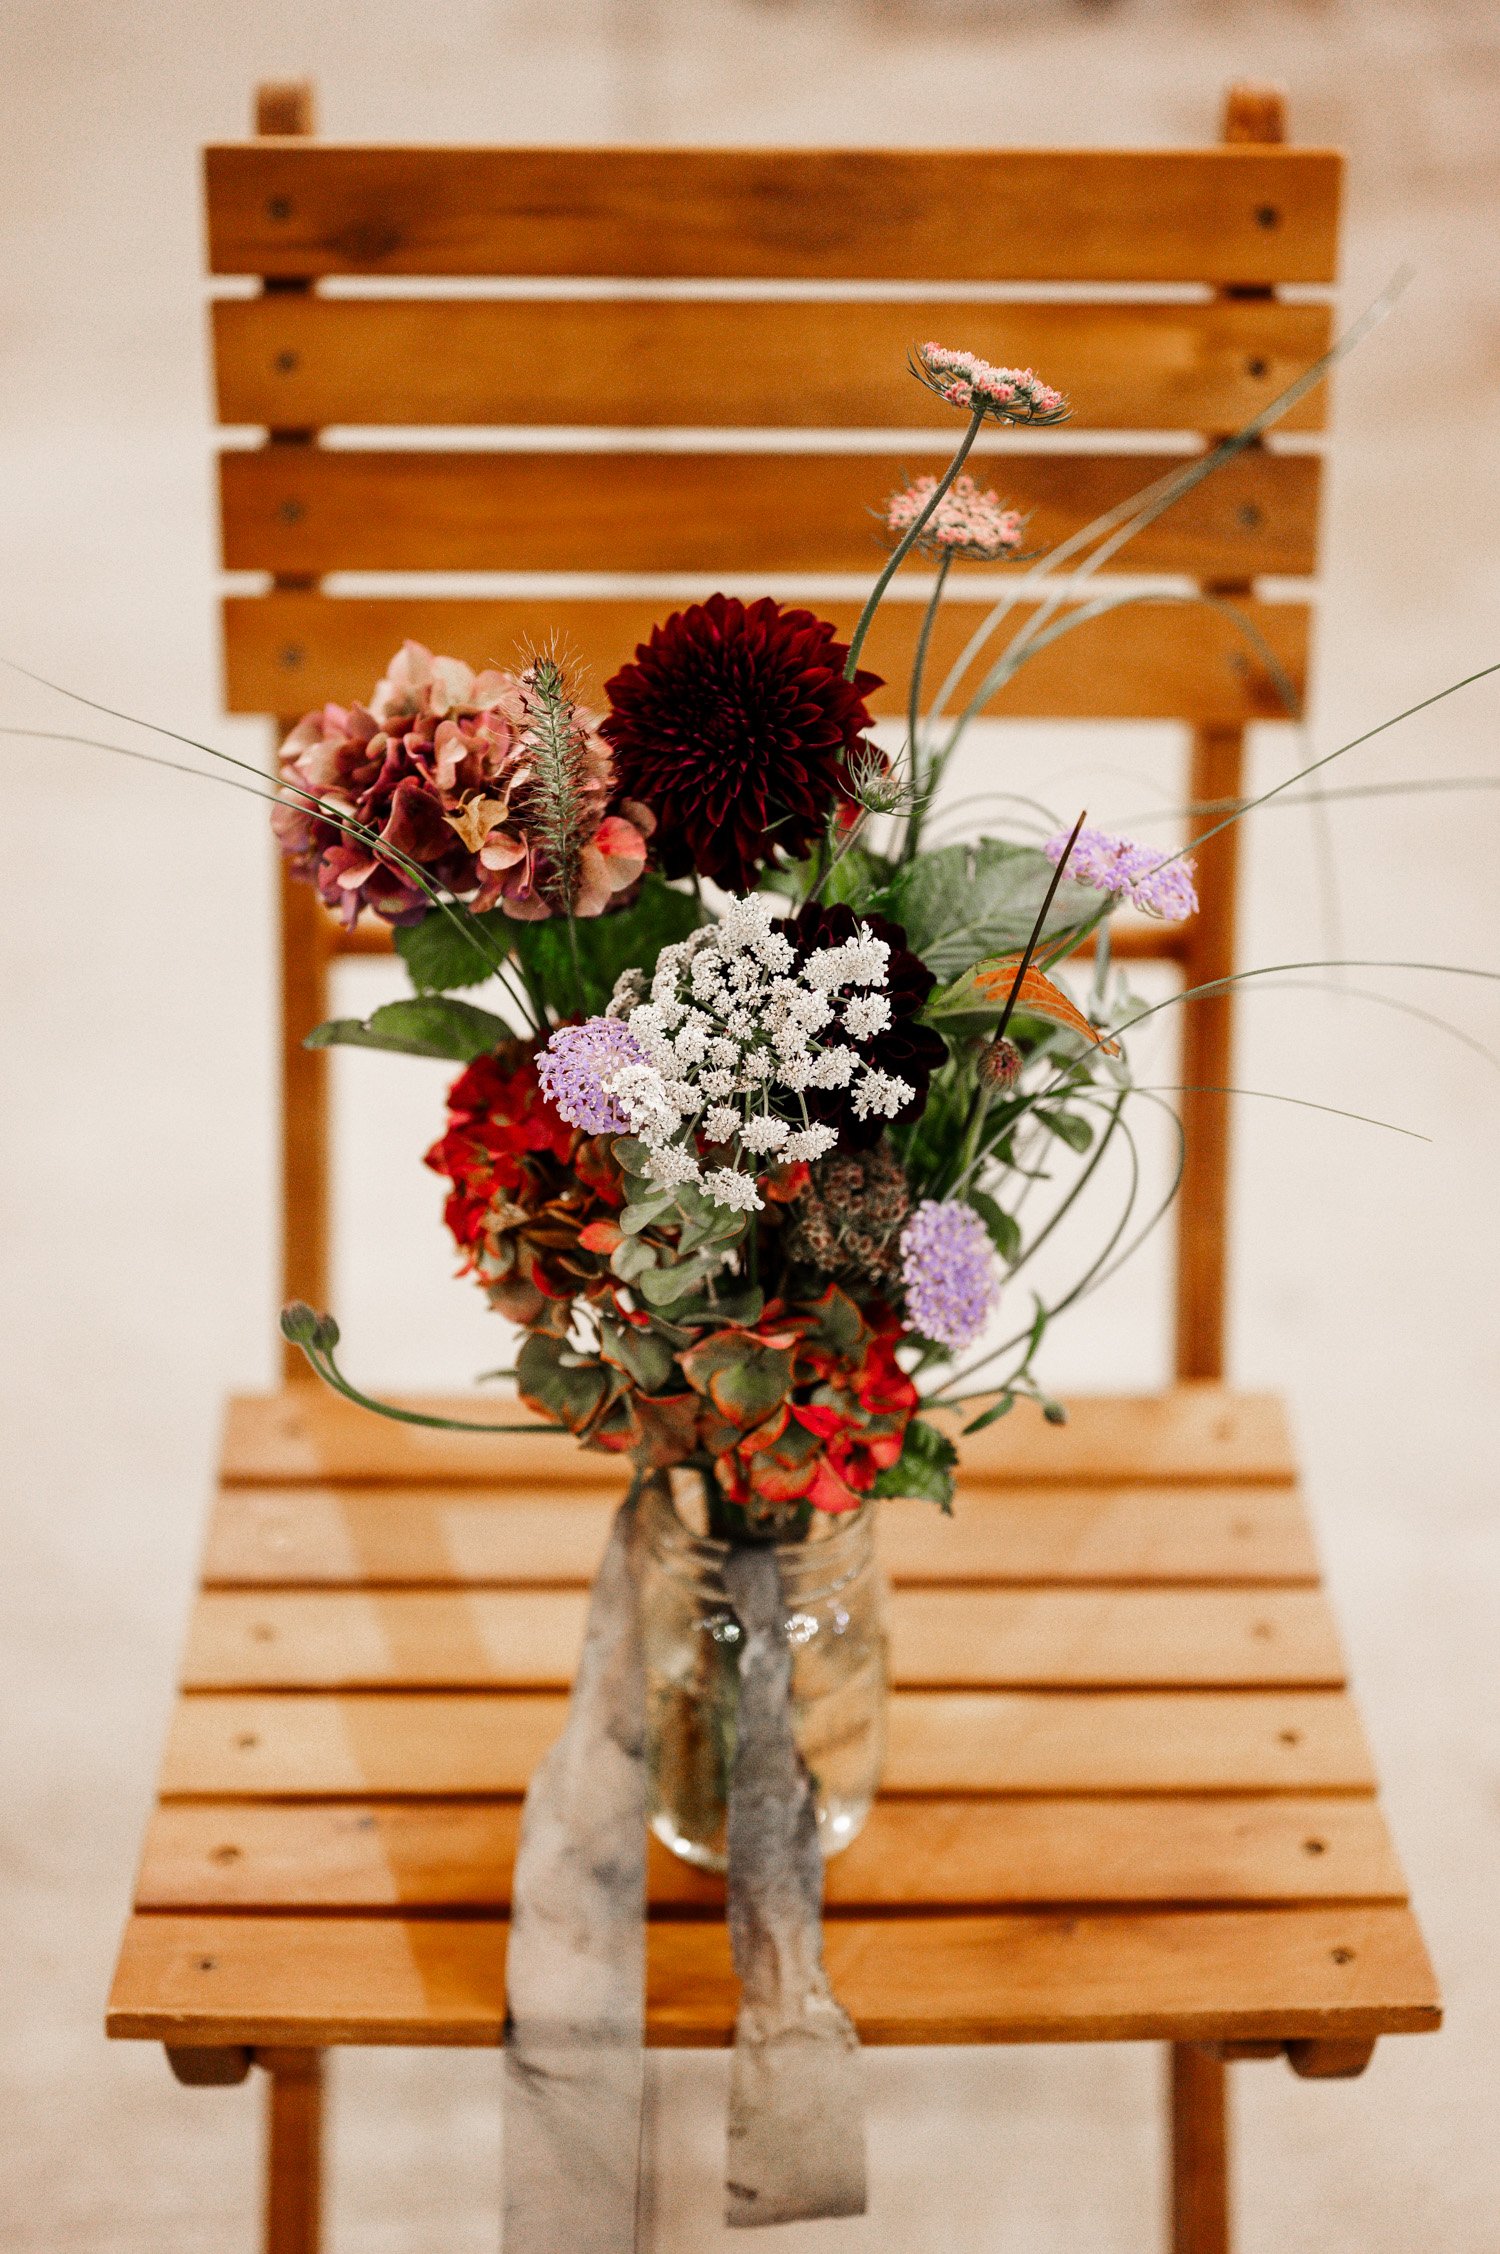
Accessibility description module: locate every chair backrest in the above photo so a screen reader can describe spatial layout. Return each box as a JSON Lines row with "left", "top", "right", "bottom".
{"left": 204, "top": 81, "right": 1341, "bottom": 1383}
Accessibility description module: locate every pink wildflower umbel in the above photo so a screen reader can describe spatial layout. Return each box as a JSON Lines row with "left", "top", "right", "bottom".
{"left": 913, "top": 344, "right": 1069, "bottom": 427}
{"left": 1044, "top": 825, "right": 1199, "bottom": 923}
{"left": 884, "top": 474, "right": 1025, "bottom": 563}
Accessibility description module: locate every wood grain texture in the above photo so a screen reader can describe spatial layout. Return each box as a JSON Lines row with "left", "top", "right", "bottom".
{"left": 107, "top": 1903, "right": 1437, "bottom": 2049}
{"left": 134, "top": 1793, "right": 1404, "bottom": 1913}
{"left": 225, "top": 589, "right": 1309, "bottom": 726}
{"left": 1170, "top": 2042, "right": 1229, "bottom": 2254}
{"left": 263, "top": 2048, "right": 322, "bottom": 2254}
{"left": 200, "top": 1479, "right": 1319, "bottom": 1590}
{"left": 161, "top": 1687, "right": 1376, "bottom": 1799}
{"left": 218, "top": 1386, "right": 1296, "bottom": 1488}
{"left": 213, "top": 293, "right": 1333, "bottom": 433}
{"left": 178, "top": 1585, "right": 1344, "bottom": 1692}
{"left": 1176, "top": 722, "right": 1247, "bottom": 1380}
{"left": 204, "top": 145, "right": 1342, "bottom": 284}
{"left": 219, "top": 443, "right": 1320, "bottom": 579}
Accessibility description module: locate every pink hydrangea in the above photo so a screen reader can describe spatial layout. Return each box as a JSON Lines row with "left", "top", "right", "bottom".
{"left": 885, "top": 473, "right": 1026, "bottom": 562}
{"left": 272, "top": 641, "right": 650, "bottom": 929}
{"left": 913, "top": 344, "right": 1068, "bottom": 426}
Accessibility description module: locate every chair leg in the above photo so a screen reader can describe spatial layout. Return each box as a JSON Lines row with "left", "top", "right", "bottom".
{"left": 1168, "top": 2043, "right": 1230, "bottom": 2254}
{"left": 259, "top": 2048, "right": 324, "bottom": 2254}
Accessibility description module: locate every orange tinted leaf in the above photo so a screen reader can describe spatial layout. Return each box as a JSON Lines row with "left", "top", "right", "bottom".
{"left": 972, "top": 955, "right": 1121, "bottom": 1056}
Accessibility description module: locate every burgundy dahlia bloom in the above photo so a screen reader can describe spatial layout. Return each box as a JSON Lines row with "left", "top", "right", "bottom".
{"left": 599, "top": 595, "right": 882, "bottom": 892}
{"left": 787, "top": 903, "right": 948, "bottom": 1150}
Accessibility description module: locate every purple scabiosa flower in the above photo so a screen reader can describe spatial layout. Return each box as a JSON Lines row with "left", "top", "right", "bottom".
{"left": 1044, "top": 826, "right": 1199, "bottom": 923}
{"left": 537, "top": 1017, "right": 646, "bottom": 1134}
{"left": 912, "top": 345, "right": 1069, "bottom": 427}
{"left": 899, "top": 1200, "right": 1000, "bottom": 1351}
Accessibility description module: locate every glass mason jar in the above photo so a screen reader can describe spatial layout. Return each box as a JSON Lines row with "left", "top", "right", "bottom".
{"left": 636, "top": 1470, "right": 888, "bottom": 1871}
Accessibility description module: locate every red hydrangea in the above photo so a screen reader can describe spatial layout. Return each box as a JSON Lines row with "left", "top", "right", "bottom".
{"left": 425, "top": 1042, "right": 622, "bottom": 1324}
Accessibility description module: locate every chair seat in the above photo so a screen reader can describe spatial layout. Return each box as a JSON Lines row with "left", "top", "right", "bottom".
{"left": 107, "top": 1385, "right": 1439, "bottom": 2058}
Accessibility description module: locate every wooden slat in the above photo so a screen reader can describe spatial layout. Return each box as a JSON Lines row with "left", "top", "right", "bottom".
{"left": 135, "top": 1793, "right": 1404, "bottom": 1914}
{"left": 204, "top": 146, "right": 1342, "bottom": 285}
{"left": 161, "top": 1687, "right": 1376, "bottom": 1799}
{"left": 218, "top": 1388, "right": 1296, "bottom": 1489}
{"left": 213, "top": 294, "right": 1333, "bottom": 433}
{"left": 108, "top": 1903, "right": 1437, "bottom": 2049}
{"left": 225, "top": 589, "right": 1309, "bottom": 724}
{"left": 201, "top": 1480, "right": 1319, "bottom": 1589}
{"left": 178, "top": 1586, "right": 1344, "bottom": 1692}
{"left": 220, "top": 444, "right": 1320, "bottom": 579}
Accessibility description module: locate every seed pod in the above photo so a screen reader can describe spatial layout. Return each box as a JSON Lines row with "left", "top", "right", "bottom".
{"left": 979, "top": 1034, "right": 1023, "bottom": 1091}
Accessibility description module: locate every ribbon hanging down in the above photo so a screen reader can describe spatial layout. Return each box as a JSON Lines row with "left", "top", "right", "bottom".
{"left": 503, "top": 1485, "right": 867, "bottom": 2250}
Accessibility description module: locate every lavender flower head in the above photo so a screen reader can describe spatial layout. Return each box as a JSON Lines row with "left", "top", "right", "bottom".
{"left": 1044, "top": 826, "right": 1199, "bottom": 923}
{"left": 537, "top": 1016, "right": 646, "bottom": 1134}
{"left": 899, "top": 1199, "right": 1000, "bottom": 1352}
{"left": 913, "top": 344, "right": 1069, "bottom": 427}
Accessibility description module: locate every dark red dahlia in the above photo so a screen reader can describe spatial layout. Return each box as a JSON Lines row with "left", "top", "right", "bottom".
{"left": 788, "top": 903, "right": 948, "bottom": 1150}
{"left": 599, "top": 595, "right": 881, "bottom": 892}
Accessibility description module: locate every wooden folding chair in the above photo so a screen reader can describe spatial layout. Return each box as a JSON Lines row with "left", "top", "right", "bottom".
{"left": 106, "top": 79, "right": 1439, "bottom": 2254}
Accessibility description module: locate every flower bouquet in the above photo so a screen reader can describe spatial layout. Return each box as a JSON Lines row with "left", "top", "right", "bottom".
{"left": 273, "top": 348, "right": 1205, "bottom": 1889}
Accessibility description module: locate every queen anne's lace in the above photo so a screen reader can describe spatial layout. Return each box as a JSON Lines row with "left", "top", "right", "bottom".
{"left": 537, "top": 894, "right": 906, "bottom": 1209}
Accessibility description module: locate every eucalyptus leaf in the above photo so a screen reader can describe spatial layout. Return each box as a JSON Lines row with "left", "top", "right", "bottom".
{"left": 884, "top": 839, "right": 1101, "bottom": 984}
{"left": 394, "top": 905, "right": 515, "bottom": 993}
{"left": 304, "top": 996, "right": 512, "bottom": 1062}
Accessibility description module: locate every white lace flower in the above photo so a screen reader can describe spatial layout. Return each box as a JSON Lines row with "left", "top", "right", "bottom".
{"left": 739, "top": 1114, "right": 790, "bottom": 1155}
{"left": 646, "top": 1143, "right": 702, "bottom": 1187}
{"left": 852, "top": 1068, "right": 914, "bottom": 1121}
{"left": 703, "top": 1166, "right": 764, "bottom": 1213}
{"left": 700, "top": 1068, "right": 736, "bottom": 1100}
{"left": 702, "top": 1104, "right": 740, "bottom": 1144}
{"left": 782, "top": 1123, "right": 839, "bottom": 1163}
{"left": 807, "top": 1044, "right": 857, "bottom": 1089}
{"left": 843, "top": 992, "right": 892, "bottom": 1040}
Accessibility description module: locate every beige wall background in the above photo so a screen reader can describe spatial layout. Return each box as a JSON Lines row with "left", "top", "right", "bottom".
{"left": 2, "top": 1, "right": 1498, "bottom": 2247}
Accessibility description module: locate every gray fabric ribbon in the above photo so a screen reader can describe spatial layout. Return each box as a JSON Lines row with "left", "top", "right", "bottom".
{"left": 721, "top": 1542, "right": 867, "bottom": 2229}
{"left": 503, "top": 1483, "right": 866, "bottom": 2248}
{"left": 503, "top": 1491, "right": 649, "bottom": 2254}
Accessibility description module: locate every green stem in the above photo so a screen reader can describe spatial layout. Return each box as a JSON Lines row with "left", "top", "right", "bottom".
{"left": 902, "top": 552, "right": 953, "bottom": 858}
{"left": 844, "top": 408, "right": 985, "bottom": 681}
{"left": 282, "top": 1312, "right": 568, "bottom": 1435}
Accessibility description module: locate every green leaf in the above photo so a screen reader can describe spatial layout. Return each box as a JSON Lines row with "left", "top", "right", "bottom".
{"left": 969, "top": 1190, "right": 1021, "bottom": 1263}
{"left": 962, "top": 1391, "right": 1017, "bottom": 1437}
{"left": 512, "top": 874, "right": 703, "bottom": 1019}
{"left": 884, "top": 839, "right": 1102, "bottom": 985}
{"left": 871, "top": 1417, "right": 958, "bottom": 1511}
{"left": 1035, "top": 1108, "right": 1094, "bottom": 1153}
{"left": 636, "top": 1255, "right": 720, "bottom": 1307}
{"left": 819, "top": 844, "right": 892, "bottom": 912}
{"left": 304, "top": 996, "right": 512, "bottom": 1062}
{"left": 620, "top": 1193, "right": 675, "bottom": 1236}
{"left": 394, "top": 906, "right": 514, "bottom": 993}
